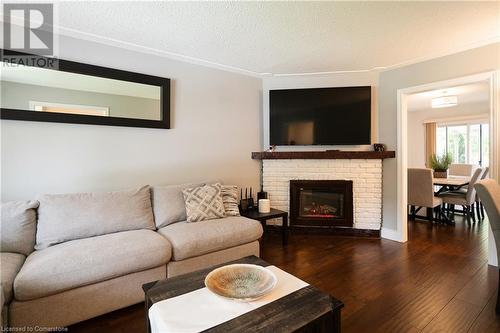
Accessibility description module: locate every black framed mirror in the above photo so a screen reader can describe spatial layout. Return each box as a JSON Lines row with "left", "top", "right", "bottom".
{"left": 1, "top": 50, "right": 170, "bottom": 129}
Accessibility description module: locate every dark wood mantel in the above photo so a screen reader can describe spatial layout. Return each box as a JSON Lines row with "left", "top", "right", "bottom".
{"left": 252, "top": 150, "right": 396, "bottom": 160}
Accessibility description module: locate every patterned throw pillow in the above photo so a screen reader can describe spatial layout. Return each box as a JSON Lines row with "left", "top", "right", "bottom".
{"left": 221, "top": 185, "right": 240, "bottom": 216}
{"left": 182, "top": 183, "right": 226, "bottom": 222}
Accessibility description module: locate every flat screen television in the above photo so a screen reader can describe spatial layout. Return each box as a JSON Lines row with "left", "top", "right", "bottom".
{"left": 269, "top": 86, "right": 371, "bottom": 145}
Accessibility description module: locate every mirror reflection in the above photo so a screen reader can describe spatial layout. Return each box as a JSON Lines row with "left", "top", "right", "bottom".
{"left": 1, "top": 65, "right": 162, "bottom": 121}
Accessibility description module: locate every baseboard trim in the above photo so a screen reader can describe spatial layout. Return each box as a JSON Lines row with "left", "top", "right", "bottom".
{"left": 381, "top": 227, "right": 404, "bottom": 242}
{"left": 289, "top": 226, "right": 380, "bottom": 238}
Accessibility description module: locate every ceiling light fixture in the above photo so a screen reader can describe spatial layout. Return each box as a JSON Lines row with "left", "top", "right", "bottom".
{"left": 431, "top": 95, "right": 458, "bottom": 108}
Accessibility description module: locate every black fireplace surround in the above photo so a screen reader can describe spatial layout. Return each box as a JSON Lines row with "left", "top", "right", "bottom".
{"left": 290, "top": 180, "right": 353, "bottom": 228}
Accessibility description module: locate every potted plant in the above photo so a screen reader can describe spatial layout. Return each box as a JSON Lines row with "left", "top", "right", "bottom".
{"left": 429, "top": 153, "right": 453, "bottom": 178}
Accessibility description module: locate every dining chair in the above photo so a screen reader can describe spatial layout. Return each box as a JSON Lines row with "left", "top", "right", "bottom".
{"left": 448, "top": 163, "right": 474, "bottom": 177}
{"left": 408, "top": 168, "right": 443, "bottom": 222}
{"left": 446, "top": 167, "right": 489, "bottom": 220}
{"left": 478, "top": 167, "right": 490, "bottom": 219}
{"left": 439, "top": 168, "right": 483, "bottom": 222}
{"left": 474, "top": 179, "right": 500, "bottom": 314}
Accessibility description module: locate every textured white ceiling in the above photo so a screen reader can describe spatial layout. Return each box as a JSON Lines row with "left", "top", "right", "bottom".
{"left": 27, "top": 1, "right": 500, "bottom": 75}
{"left": 407, "top": 81, "right": 490, "bottom": 112}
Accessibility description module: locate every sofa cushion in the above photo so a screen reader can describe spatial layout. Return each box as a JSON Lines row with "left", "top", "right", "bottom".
{"left": 14, "top": 229, "right": 171, "bottom": 301}
{"left": 151, "top": 180, "right": 221, "bottom": 228}
{"left": 1, "top": 200, "right": 39, "bottom": 256}
{"left": 157, "top": 216, "right": 263, "bottom": 261}
{"left": 35, "top": 186, "right": 155, "bottom": 250}
{"left": 1, "top": 252, "right": 25, "bottom": 303}
{"left": 152, "top": 183, "right": 194, "bottom": 228}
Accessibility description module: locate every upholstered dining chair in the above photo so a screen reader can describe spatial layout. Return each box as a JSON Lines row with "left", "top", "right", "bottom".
{"left": 446, "top": 167, "right": 488, "bottom": 220}
{"left": 474, "top": 179, "right": 500, "bottom": 314}
{"left": 440, "top": 167, "right": 483, "bottom": 222}
{"left": 448, "top": 163, "right": 474, "bottom": 177}
{"left": 408, "top": 168, "right": 443, "bottom": 222}
{"left": 477, "top": 167, "right": 490, "bottom": 219}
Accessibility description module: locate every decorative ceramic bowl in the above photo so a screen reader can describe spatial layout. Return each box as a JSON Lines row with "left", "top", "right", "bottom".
{"left": 205, "top": 264, "right": 277, "bottom": 301}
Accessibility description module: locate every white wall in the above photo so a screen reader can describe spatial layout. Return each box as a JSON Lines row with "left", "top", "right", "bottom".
{"left": 1, "top": 35, "right": 263, "bottom": 200}
{"left": 262, "top": 72, "right": 379, "bottom": 150}
{"left": 407, "top": 102, "right": 489, "bottom": 167}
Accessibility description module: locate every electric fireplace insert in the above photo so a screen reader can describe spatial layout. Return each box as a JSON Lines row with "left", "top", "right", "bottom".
{"left": 290, "top": 180, "right": 353, "bottom": 228}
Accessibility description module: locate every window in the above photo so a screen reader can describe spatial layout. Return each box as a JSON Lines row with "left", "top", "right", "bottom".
{"left": 436, "top": 123, "right": 489, "bottom": 166}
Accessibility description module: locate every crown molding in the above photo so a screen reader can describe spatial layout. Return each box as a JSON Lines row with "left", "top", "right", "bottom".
{"left": 377, "top": 36, "right": 500, "bottom": 74}
{"left": 56, "top": 25, "right": 266, "bottom": 78}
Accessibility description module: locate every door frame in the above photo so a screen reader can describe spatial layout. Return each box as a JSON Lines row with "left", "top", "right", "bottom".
{"left": 396, "top": 71, "right": 499, "bottom": 247}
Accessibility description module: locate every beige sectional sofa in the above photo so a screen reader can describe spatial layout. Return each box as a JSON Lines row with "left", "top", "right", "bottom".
{"left": 1, "top": 183, "right": 263, "bottom": 329}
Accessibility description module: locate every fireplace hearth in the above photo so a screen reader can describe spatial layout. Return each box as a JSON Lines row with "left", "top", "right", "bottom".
{"left": 290, "top": 180, "right": 353, "bottom": 228}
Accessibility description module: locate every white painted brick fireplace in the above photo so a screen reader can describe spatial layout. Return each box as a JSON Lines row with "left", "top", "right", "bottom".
{"left": 262, "top": 159, "right": 383, "bottom": 230}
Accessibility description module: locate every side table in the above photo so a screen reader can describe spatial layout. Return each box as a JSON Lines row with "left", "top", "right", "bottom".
{"left": 240, "top": 208, "right": 289, "bottom": 246}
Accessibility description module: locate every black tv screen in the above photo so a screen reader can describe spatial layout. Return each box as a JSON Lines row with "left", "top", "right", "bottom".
{"left": 270, "top": 86, "right": 371, "bottom": 145}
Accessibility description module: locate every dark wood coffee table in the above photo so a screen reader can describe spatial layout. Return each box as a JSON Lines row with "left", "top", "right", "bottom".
{"left": 143, "top": 256, "right": 343, "bottom": 333}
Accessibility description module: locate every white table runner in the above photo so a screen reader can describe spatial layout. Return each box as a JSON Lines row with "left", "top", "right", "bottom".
{"left": 149, "top": 265, "right": 309, "bottom": 333}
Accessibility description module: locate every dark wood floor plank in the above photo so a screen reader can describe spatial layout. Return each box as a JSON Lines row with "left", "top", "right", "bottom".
{"left": 421, "top": 298, "right": 483, "bottom": 333}
{"left": 468, "top": 294, "right": 500, "bottom": 333}
{"left": 456, "top": 263, "right": 499, "bottom": 307}
{"left": 376, "top": 272, "right": 477, "bottom": 331}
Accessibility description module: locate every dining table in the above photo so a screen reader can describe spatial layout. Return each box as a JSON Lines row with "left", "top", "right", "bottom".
{"left": 433, "top": 176, "right": 470, "bottom": 187}
{"left": 433, "top": 176, "right": 470, "bottom": 194}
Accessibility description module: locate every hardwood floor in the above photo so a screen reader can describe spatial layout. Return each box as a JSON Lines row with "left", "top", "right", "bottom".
{"left": 70, "top": 216, "right": 500, "bottom": 332}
